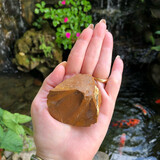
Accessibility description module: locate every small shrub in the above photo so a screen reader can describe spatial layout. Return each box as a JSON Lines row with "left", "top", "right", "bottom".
{"left": 33, "top": 0, "right": 92, "bottom": 50}
{"left": 0, "top": 108, "right": 32, "bottom": 153}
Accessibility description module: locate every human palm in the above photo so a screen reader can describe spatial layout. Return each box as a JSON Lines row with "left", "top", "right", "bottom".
{"left": 31, "top": 20, "right": 123, "bottom": 160}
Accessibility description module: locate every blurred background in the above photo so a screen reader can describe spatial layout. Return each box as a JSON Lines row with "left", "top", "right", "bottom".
{"left": 0, "top": 0, "right": 160, "bottom": 159}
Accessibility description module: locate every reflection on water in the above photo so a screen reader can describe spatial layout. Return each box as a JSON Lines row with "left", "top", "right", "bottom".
{"left": 101, "top": 64, "right": 160, "bottom": 160}
{"left": 0, "top": 72, "right": 40, "bottom": 115}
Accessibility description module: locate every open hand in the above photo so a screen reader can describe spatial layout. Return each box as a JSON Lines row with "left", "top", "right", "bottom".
{"left": 31, "top": 19, "right": 124, "bottom": 160}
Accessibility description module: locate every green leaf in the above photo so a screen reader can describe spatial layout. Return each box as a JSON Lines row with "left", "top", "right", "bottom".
{"left": 151, "top": 46, "right": 160, "bottom": 51}
{"left": 0, "top": 129, "right": 23, "bottom": 153}
{"left": 15, "top": 125, "right": 25, "bottom": 135}
{"left": 44, "top": 8, "right": 50, "bottom": 13}
{"left": 14, "top": 113, "right": 31, "bottom": 124}
{"left": 155, "top": 31, "right": 160, "bottom": 35}
{"left": 0, "top": 126, "right": 4, "bottom": 141}
{"left": 44, "top": 13, "right": 51, "bottom": 19}
{"left": 35, "top": 8, "right": 39, "bottom": 14}
{"left": 22, "top": 126, "right": 33, "bottom": 136}
{"left": 2, "top": 111, "right": 27, "bottom": 135}
{"left": 41, "top": 1, "right": 46, "bottom": 8}
{"left": 53, "top": 21, "right": 58, "bottom": 27}
{"left": 3, "top": 110, "right": 17, "bottom": 128}
{"left": 35, "top": 3, "right": 41, "bottom": 8}
{"left": 0, "top": 108, "right": 4, "bottom": 118}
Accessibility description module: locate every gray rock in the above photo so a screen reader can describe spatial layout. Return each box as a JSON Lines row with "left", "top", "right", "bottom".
{"left": 150, "top": 53, "right": 160, "bottom": 88}
{"left": 13, "top": 23, "right": 62, "bottom": 73}
{"left": 12, "top": 151, "right": 36, "bottom": 160}
{"left": 93, "top": 151, "right": 109, "bottom": 160}
{"left": 3, "top": 151, "right": 12, "bottom": 158}
{"left": 1, "top": 156, "right": 6, "bottom": 160}
{"left": 151, "top": 8, "right": 160, "bottom": 18}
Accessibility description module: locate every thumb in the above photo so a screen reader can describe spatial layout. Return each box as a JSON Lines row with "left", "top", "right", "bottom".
{"left": 37, "top": 61, "right": 67, "bottom": 100}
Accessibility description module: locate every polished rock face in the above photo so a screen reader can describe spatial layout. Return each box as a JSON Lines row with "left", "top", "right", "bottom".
{"left": 47, "top": 74, "right": 101, "bottom": 127}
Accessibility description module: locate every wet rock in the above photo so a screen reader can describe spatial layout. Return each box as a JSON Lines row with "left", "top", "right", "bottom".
{"left": 150, "top": 53, "right": 160, "bottom": 88}
{"left": 21, "top": 0, "right": 61, "bottom": 25}
{"left": 36, "top": 65, "right": 52, "bottom": 78}
{"left": 13, "top": 23, "right": 62, "bottom": 74}
{"left": 33, "top": 78, "right": 42, "bottom": 86}
{"left": 93, "top": 151, "right": 109, "bottom": 160}
{"left": 25, "top": 78, "right": 34, "bottom": 88}
{"left": 21, "top": 0, "right": 36, "bottom": 25}
{"left": 0, "top": 0, "right": 27, "bottom": 72}
{"left": 151, "top": 8, "right": 160, "bottom": 19}
{"left": 151, "top": 0, "right": 160, "bottom": 6}
{"left": 0, "top": 0, "right": 61, "bottom": 72}
{"left": 47, "top": 74, "right": 101, "bottom": 127}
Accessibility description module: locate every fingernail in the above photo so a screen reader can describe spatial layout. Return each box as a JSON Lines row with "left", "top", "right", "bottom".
{"left": 116, "top": 55, "right": 121, "bottom": 59}
{"left": 100, "top": 19, "right": 106, "bottom": 24}
{"left": 60, "top": 61, "right": 67, "bottom": 67}
{"left": 88, "top": 24, "right": 94, "bottom": 29}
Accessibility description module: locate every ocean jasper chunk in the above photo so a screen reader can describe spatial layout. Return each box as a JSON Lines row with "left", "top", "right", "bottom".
{"left": 47, "top": 74, "right": 101, "bottom": 127}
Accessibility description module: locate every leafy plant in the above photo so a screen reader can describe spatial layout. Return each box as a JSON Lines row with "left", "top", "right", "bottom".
{"left": 33, "top": 0, "right": 92, "bottom": 49}
{"left": 0, "top": 108, "right": 32, "bottom": 153}
{"left": 39, "top": 36, "right": 54, "bottom": 58}
{"left": 151, "top": 31, "right": 160, "bottom": 51}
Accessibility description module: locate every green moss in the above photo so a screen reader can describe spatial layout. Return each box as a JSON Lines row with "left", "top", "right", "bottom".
{"left": 13, "top": 23, "right": 62, "bottom": 73}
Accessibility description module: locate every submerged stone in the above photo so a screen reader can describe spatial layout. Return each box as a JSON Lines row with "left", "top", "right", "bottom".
{"left": 47, "top": 74, "right": 101, "bottom": 127}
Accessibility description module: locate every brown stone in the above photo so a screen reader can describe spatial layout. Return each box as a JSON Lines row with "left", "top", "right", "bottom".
{"left": 47, "top": 74, "right": 101, "bottom": 127}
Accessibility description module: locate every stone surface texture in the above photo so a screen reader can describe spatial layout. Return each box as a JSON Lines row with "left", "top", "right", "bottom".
{"left": 93, "top": 151, "right": 109, "bottom": 160}
{"left": 47, "top": 74, "right": 101, "bottom": 127}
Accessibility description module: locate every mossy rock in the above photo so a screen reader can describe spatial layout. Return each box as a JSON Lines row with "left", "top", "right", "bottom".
{"left": 13, "top": 23, "right": 62, "bottom": 74}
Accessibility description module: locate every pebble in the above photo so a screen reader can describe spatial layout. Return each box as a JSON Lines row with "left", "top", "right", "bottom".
{"left": 3, "top": 151, "right": 12, "bottom": 159}
{"left": 93, "top": 151, "right": 109, "bottom": 160}
{"left": 12, "top": 151, "right": 36, "bottom": 160}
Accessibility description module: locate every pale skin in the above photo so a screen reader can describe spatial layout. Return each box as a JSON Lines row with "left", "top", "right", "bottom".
{"left": 31, "top": 19, "right": 124, "bottom": 160}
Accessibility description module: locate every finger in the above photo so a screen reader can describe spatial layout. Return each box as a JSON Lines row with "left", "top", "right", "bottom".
{"left": 37, "top": 61, "right": 67, "bottom": 100}
{"left": 105, "top": 56, "right": 124, "bottom": 101}
{"left": 81, "top": 19, "right": 107, "bottom": 75}
{"left": 65, "top": 24, "right": 94, "bottom": 77}
{"left": 93, "top": 31, "right": 113, "bottom": 79}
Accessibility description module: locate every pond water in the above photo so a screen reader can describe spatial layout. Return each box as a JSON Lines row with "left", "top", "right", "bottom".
{"left": 101, "top": 62, "right": 160, "bottom": 160}
{"left": 91, "top": 0, "right": 160, "bottom": 159}
{"left": 0, "top": 43, "right": 159, "bottom": 160}
{"left": 0, "top": 72, "right": 40, "bottom": 115}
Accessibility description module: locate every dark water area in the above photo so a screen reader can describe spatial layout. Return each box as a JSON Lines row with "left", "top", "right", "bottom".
{"left": 90, "top": 1, "right": 160, "bottom": 158}
{"left": 100, "top": 63, "right": 160, "bottom": 159}
{"left": 0, "top": 72, "right": 40, "bottom": 115}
